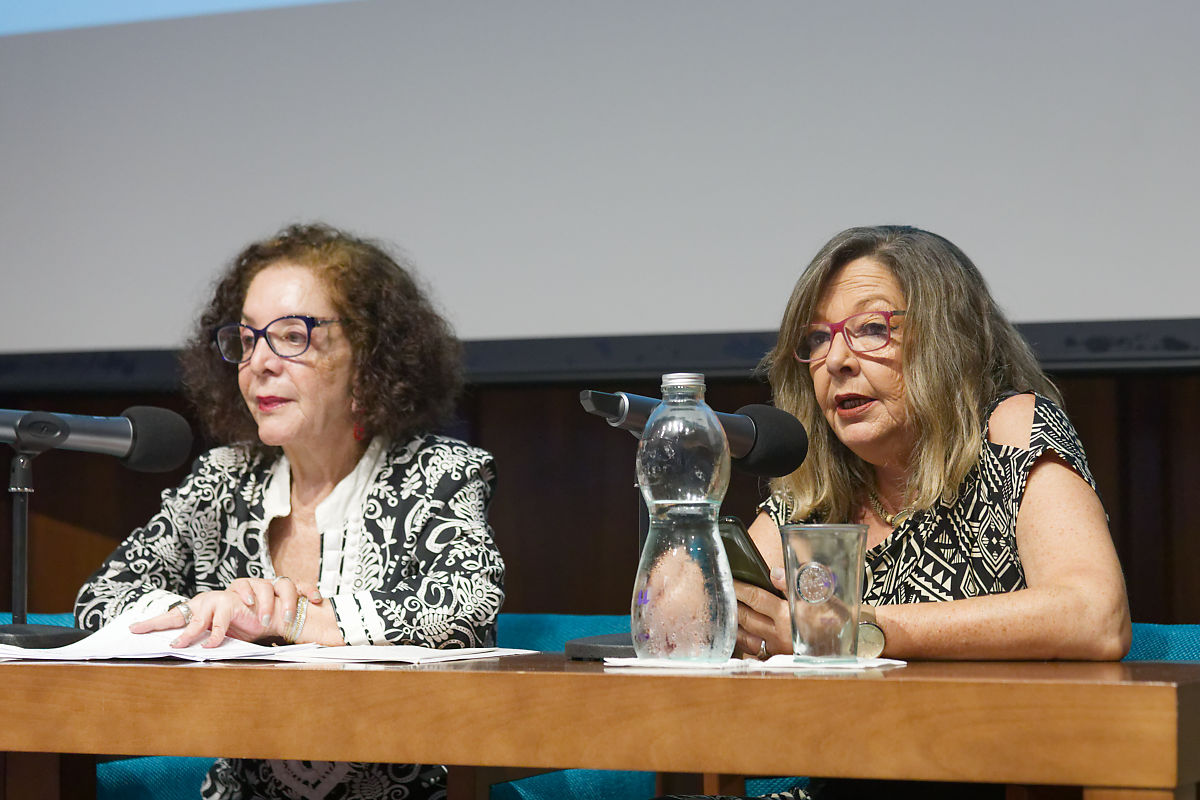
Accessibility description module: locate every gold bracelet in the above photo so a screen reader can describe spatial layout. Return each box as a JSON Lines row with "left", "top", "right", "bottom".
{"left": 285, "top": 596, "right": 309, "bottom": 644}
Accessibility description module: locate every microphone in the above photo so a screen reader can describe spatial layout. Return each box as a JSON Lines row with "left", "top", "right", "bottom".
{"left": 579, "top": 390, "right": 808, "bottom": 477}
{"left": 0, "top": 406, "right": 194, "bottom": 472}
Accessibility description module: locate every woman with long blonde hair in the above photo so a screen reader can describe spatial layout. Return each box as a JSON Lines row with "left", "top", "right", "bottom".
{"left": 737, "top": 225, "right": 1129, "bottom": 664}
{"left": 664, "top": 225, "right": 1131, "bottom": 800}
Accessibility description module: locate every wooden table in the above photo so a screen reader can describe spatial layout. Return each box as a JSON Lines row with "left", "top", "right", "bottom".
{"left": 0, "top": 654, "right": 1197, "bottom": 799}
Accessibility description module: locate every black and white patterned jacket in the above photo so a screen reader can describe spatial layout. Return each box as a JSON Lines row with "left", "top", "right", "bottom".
{"left": 75, "top": 434, "right": 504, "bottom": 800}
{"left": 76, "top": 433, "right": 504, "bottom": 647}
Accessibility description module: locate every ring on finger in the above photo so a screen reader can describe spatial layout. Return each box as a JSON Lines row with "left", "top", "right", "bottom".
{"left": 272, "top": 576, "right": 292, "bottom": 587}
{"left": 169, "top": 599, "right": 194, "bottom": 626}
{"left": 757, "top": 639, "right": 769, "bottom": 660}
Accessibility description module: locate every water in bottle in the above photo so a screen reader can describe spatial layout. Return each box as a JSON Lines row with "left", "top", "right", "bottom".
{"left": 631, "top": 373, "right": 737, "bottom": 662}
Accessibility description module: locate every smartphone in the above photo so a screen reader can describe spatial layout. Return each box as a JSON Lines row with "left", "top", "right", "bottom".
{"left": 718, "top": 515, "right": 784, "bottom": 599}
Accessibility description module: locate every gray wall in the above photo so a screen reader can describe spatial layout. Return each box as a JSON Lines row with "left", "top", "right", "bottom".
{"left": 2, "top": 0, "right": 1197, "bottom": 354}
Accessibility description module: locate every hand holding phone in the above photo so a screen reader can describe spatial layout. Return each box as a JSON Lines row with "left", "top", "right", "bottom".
{"left": 718, "top": 516, "right": 784, "bottom": 599}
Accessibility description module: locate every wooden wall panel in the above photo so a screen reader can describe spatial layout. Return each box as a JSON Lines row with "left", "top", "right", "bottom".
{"left": 467, "top": 382, "right": 643, "bottom": 615}
{"left": 1168, "top": 375, "right": 1200, "bottom": 623}
{"left": 2, "top": 372, "right": 1198, "bottom": 622}
{"left": 468, "top": 378, "right": 774, "bottom": 614}
{"left": 1056, "top": 372, "right": 1200, "bottom": 624}
{"left": 1121, "top": 377, "right": 1172, "bottom": 623}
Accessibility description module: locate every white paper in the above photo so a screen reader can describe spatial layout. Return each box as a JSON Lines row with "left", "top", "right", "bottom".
{"left": 604, "top": 655, "right": 906, "bottom": 672}
{"left": 603, "top": 657, "right": 746, "bottom": 671}
{"left": 0, "top": 608, "right": 317, "bottom": 662}
{"left": 754, "top": 654, "right": 906, "bottom": 671}
{"left": 0, "top": 610, "right": 533, "bottom": 664}
{"left": 258, "top": 645, "right": 535, "bottom": 664}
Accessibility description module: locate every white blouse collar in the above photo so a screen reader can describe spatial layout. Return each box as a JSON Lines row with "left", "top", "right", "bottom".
{"left": 261, "top": 437, "right": 388, "bottom": 529}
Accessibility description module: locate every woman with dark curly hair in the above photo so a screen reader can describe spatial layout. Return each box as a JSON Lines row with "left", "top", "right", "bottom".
{"left": 75, "top": 223, "right": 504, "bottom": 800}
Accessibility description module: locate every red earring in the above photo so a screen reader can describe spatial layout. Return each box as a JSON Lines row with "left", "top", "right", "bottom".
{"left": 353, "top": 423, "right": 367, "bottom": 442}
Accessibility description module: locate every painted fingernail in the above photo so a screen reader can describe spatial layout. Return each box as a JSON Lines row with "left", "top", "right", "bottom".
{"left": 244, "top": 595, "right": 255, "bottom": 606}
{"left": 261, "top": 614, "right": 271, "bottom": 627}
{"left": 285, "top": 609, "right": 295, "bottom": 623}
{"left": 171, "top": 638, "right": 183, "bottom": 647}
{"left": 312, "top": 592, "right": 322, "bottom": 602}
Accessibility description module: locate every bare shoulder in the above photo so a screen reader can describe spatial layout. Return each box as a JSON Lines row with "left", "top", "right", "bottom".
{"left": 987, "top": 393, "right": 1036, "bottom": 449}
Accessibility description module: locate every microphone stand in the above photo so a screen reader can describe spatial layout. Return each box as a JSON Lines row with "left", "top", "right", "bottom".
{"left": 1, "top": 420, "right": 90, "bottom": 647}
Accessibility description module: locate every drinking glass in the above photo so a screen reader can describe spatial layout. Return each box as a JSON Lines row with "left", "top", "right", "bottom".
{"left": 779, "top": 523, "right": 867, "bottom": 662}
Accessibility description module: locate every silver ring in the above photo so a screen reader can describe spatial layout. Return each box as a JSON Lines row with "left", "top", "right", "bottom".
{"left": 757, "top": 639, "right": 769, "bottom": 660}
{"left": 170, "top": 600, "right": 193, "bottom": 626}
{"left": 272, "top": 576, "right": 292, "bottom": 586}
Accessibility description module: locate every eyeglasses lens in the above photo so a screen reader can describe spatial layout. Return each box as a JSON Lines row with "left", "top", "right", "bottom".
{"left": 216, "top": 318, "right": 312, "bottom": 363}
{"left": 798, "top": 312, "right": 892, "bottom": 362}
{"left": 265, "top": 318, "right": 311, "bottom": 357}
{"left": 847, "top": 313, "right": 891, "bottom": 352}
{"left": 215, "top": 326, "right": 249, "bottom": 363}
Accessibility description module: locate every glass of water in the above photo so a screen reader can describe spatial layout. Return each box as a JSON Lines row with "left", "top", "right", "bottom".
{"left": 779, "top": 523, "right": 867, "bottom": 662}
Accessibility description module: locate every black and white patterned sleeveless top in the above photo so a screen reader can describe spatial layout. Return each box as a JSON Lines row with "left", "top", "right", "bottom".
{"left": 762, "top": 393, "right": 1095, "bottom": 605}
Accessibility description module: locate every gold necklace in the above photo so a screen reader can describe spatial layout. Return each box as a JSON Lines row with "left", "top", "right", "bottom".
{"left": 868, "top": 491, "right": 912, "bottom": 528}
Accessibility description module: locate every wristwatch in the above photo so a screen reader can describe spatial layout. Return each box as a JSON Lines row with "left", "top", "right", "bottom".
{"left": 857, "top": 604, "right": 885, "bottom": 658}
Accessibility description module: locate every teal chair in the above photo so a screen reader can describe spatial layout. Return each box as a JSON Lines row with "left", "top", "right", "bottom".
{"left": 0, "top": 611, "right": 78, "bottom": 628}
{"left": 496, "top": 612, "right": 632, "bottom": 654}
{"left": 1124, "top": 623, "right": 1200, "bottom": 661}
{"left": 96, "top": 757, "right": 213, "bottom": 800}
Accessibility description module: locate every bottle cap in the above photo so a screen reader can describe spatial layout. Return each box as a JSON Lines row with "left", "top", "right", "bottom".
{"left": 661, "top": 372, "right": 705, "bottom": 390}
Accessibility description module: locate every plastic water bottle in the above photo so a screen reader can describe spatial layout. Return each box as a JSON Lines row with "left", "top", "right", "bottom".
{"left": 631, "top": 373, "right": 736, "bottom": 662}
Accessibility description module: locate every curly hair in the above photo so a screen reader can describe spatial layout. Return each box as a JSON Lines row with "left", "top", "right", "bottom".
{"left": 762, "top": 225, "right": 1060, "bottom": 523}
{"left": 180, "top": 223, "right": 462, "bottom": 447}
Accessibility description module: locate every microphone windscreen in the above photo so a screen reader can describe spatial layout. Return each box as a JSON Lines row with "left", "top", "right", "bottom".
{"left": 579, "top": 390, "right": 623, "bottom": 420}
{"left": 120, "top": 406, "right": 194, "bottom": 473}
{"left": 733, "top": 404, "right": 808, "bottom": 478}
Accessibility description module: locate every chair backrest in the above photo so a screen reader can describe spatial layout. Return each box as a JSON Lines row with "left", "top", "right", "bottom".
{"left": 1125, "top": 623, "right": 1200, "bottom": 661}
{"left": 0, "top": 612, "right": 76, "bottom": 626}
{"left": 496, "top": 613, "right": 630, "bottom": 652}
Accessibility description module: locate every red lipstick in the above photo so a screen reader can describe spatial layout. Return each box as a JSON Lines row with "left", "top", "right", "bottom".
{"left": 257, "top": 396, "right": 288, "bottom": 411}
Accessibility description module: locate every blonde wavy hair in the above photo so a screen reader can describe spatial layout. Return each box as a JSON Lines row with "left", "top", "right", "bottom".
{"left": 763, "top": 226, "right": 1060, "bottom": 523}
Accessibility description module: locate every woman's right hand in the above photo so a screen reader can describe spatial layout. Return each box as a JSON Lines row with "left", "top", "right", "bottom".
{"left": 128, "top": 589, "right": 281, "bottom": 647}
{"left": 129, "top": 577, "right": 324, "bottom": 647}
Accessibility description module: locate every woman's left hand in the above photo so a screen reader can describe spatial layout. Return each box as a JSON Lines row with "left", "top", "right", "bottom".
{"left": 226, "top": 576, "right": 323, "bottom": 633}
{"left": 734, "top": 568, "right": 792, "bottom": 659}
